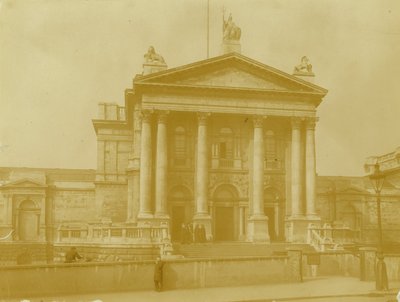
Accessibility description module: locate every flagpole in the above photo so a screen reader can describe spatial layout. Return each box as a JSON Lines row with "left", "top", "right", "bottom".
{"left": 207, "top": 0, "right": 210, "bottom": 58}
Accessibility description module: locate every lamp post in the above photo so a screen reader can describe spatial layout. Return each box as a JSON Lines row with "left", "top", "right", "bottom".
{"left": 368, "top": 163, "right": 388, "bottom": 291}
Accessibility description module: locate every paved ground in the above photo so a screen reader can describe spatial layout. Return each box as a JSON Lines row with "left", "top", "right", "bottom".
{"left": 4, "top": 277, "right": 400, "bottom": 302}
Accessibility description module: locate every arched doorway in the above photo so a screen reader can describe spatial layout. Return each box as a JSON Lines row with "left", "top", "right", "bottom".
{"left": 168, "top": 186, "right": 192, "bottom": 242}
{"left": 18, "top": 200, "right": 40, "bottom": 241}
{"left": 264, "top": 187, "right": 281, "bottom": 241}
{"left": 213, "top": 184, "right": 238, "bottom": 241}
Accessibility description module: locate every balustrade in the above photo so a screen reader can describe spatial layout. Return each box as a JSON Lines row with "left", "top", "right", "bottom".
{"left": 307, "top": 223, "right": 356, "bottom": 252}
{"left": 57, "top": 224, "right": 169, "bottom": 244}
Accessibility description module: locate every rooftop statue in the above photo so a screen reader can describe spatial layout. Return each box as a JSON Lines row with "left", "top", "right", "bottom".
{"left": 144, "top": 46, "right": 166, "bottom": 65}
{"left": 223, "top": 13, "right": 241, "bottom": 41}
{"left": 294, "top": 56, "right": 313, "bottom": 74}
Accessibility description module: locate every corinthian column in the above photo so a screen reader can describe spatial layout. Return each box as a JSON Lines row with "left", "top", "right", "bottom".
{"left": 305, "top": 117, "right": 317, "bottom": 218}
{"left": 291, "top": 117, "right": 302, "bottom": 218}
{"left": 193, "top": 112, "right": 212, "bottom": 239}
{"left": 252, "top": 116, "right": 265, "bottom": 217}
{"left": 247, "top": 116, "right": 269, "bottom": 242}
{"left": 155, "top": 111, "right": 169, "bottom": 218}
{"left": 195, "top": 113, "right": 210, "bottom": 216}
{"left": 138, "top": 110, "right": 153, "bottom": 219}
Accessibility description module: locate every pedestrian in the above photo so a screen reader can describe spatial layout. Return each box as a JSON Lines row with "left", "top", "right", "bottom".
{"left": 187, "top": 223, "right": 194, "bottom": 243}
{"left": 181, "top": 223, "right": 188, "bottom": 244}
{"left": 194, "top": 224, "right": 200, "bottom": 243}
{"left": 154, "top": 257, "right": 165, "bottom": 292}
{"left": 199, "top": 224, "right": 207, "bottom": 243}
{"left": 16, "top": 248, "right": 32, "bottom": 265}
{"left": 64, "top": 246, "right": 83, "bottom": 263}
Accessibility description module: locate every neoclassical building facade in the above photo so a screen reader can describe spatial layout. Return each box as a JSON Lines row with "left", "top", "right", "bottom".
{"left": 1, "top": 30, "right": 399, "bottom": 262}
{"left": 92, "top": 47, "right": 328, "bottom": 243}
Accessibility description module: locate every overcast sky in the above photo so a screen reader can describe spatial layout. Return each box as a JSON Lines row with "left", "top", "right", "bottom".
{"left": 0, "top": 0, "right": 399, "bottom": 176}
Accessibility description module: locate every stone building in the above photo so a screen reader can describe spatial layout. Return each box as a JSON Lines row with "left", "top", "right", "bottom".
{"left": 0, "top": 17, "right": 399, "bottom": 262}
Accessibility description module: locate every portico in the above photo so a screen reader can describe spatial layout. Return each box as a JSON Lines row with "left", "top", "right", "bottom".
{"left": 128, "top": 52, "right": 327, "bottom": 243}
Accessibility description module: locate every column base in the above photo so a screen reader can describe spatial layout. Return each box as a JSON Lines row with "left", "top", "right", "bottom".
{"left": 193, "top": 214, "right": 212, "bottom": 241}
{"left": 247, "top": 215, "right": 270, "bottom": 242}
{"left": 137, "top": 212, "right": 153, "bottom": 226}
{"left": 286, "top": 216, "right": 320, "bottom": 243}
{"left": 153, "top": 214, "right": 170, "bottom": 226}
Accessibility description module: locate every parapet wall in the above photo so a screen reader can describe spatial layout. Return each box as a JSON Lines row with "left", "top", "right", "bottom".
{"left": 0, "top": 256, "right": 290, "bottom": 299}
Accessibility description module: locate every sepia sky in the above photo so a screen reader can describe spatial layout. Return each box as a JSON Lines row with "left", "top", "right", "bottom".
{"left": 0, "top": 0, "right": 399, "bottom": 176}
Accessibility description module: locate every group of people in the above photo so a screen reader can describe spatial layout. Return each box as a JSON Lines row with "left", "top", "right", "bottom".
{"left": 181, "top": 223, "right": 207, "bottom": 244}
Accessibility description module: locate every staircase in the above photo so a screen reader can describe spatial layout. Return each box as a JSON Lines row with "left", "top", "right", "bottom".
{"left": 173, "top": 242, "right": 314, "bottom": 258}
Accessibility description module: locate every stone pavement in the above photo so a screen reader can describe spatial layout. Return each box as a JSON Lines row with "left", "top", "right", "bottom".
{"left": 7, "top": 277, "right": 400, "bottom": 302}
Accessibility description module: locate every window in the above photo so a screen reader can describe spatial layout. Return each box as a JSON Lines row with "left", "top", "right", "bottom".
{"left": 265, "top": 130, "right": 279, "bottom": 169}
{"left": 218, "top": 127, "right": 234, "bottom": 168}
{"left": 174, "top": 126, "right": 187, "bottom": 166}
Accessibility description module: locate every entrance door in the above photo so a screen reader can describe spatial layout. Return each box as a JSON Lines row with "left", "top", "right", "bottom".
{"left": 215, "top": 206, "right": 234, "bottom": 241}
{"left": 264, "top": 207, "right": 276, "bottom": 241}
{"left": 171, "top": 206, "right": 185, "bottom": 242}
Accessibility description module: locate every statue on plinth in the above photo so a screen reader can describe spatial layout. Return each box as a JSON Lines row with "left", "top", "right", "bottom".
{"left": 223, "top": 13, "right": 241, "bottom": 41}
{"left": 144, "top": 46, "right": 166, "bottom": 65}
{"left": 294, "top": 56, "right": 313, "bottom": 74}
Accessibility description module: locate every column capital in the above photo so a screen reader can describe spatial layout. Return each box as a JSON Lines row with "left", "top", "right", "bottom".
{"left": 197, "top": 112, "right": 211, "bottom": 125}
{"left": 253, "top": 115, "right": 266, "bottom": 128}
{"left": 156, "top": 110, "right": 169, "bottom": 124}
{"left": 291, "top": 117, "right": 303, "bottom": 129}
{"left": 141, "top": 110, "right": 153, "bottom": 122}
{"left": 305, "top": 117, "right": 319, "bottom": 130}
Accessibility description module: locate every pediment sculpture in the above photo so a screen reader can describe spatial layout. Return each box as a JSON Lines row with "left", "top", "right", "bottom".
{"left": 144, "top": 46, "right": 166, "bottom": 65}
{"left": 223, "top": 14, "right": 241, "bottom": 41}
{"left": 294, "top": 56, "right": 313, "bottom": 74}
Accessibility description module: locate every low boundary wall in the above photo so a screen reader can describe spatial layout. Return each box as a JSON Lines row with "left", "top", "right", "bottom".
{"left": 0, "top": 255, "right": 291, "bottom": 299}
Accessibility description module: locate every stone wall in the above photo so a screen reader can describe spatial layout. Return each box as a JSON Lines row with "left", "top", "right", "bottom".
{"left": 95, "top": 183, "right": 128, "bottom": 222}
{"left": 0, "top": 242, "right": 50, "bottom": 265}
{"left": 53, "top": 189, "right": 96, "bottom": 223}
{"left": 0, "top": 256, "right": 290, "bottom": 299}
{"left": 53, "top": 244, "right": 160, "bottom": 262}
{"left": 385, "top": 255, "right": 400, "bottom": 281}
{"left": 302, "top": 252, "right": 360, "bottom": 278}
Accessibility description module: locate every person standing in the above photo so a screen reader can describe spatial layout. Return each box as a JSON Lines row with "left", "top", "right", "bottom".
{"left": 199, "top": 224, "right": 207, "bottom": 243}
{"left": 154, "top": 257, "right": 165, "bottom": 292}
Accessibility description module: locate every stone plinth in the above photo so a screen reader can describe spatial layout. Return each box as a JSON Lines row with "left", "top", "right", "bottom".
{"left": 247, "top": 215, "right": 270, "bottom": 242}
{"left": 143, "top": 63, "right": 168, "bottom": 75}
{"left": 221, "top": 40, "right": 241, "bottom": 54}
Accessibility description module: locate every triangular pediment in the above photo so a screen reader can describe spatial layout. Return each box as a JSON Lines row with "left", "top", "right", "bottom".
{"left": 1, "top": 178, "right": 47, "bottom": 189}
{"left": 134, "top": 52, "right": 328, "bottom": 95}
{"left": 174, "top": 67, "right": 287, "bottom": 90}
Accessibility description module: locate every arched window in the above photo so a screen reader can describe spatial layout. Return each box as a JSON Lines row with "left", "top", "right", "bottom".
{"left": 174, "top": 126, "right": 187, "bottom": 166}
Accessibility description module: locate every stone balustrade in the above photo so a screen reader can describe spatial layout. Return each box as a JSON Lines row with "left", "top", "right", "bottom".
{"left": 57, "top": 223, "right": 169, "bottom": 244}
{"left": 307, "top": 223, "right": 357, "bottom": 252}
